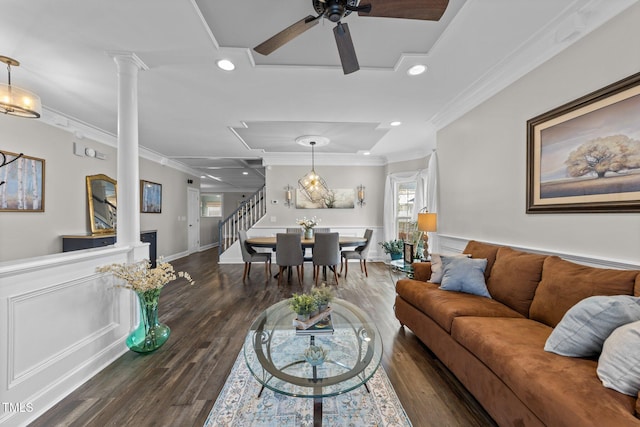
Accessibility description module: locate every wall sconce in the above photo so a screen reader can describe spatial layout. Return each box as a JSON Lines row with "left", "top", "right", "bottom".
{"left": 284, "top": 184, "right": 293, "bottom": 208}
{"left": 357, "top": 185, "right": 365, "bottom": 206}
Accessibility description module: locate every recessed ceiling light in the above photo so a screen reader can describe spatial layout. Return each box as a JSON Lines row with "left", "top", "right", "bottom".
{"left": 217, "top": 59, "right": 235, "bottom": 71}
{"left": 390, "top": 121, "right": 402, "bottom": 127}
{"left": 363, "top": 152, "right": 371, "bottom": 156}
{"left": 242, "top": 171, "right": 249, "bottom": 175}
{"left": 200, "top": 175, "right": 206, "bottom": 178}
{"left": 407, "top": 64, "right": 427, "bottom": 76}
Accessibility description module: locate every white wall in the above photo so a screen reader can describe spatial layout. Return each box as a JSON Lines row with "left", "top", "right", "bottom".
{"left": 0, "top": 114, "right": 199, "bottom": 262}
{"left": 437, "top": 3, "right": 640, "bottom": 266}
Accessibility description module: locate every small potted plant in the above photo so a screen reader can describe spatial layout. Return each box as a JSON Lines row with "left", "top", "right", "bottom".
{"left": 289, "top": 293, "right": 318, "bottom": 321}
{"left": 379, "top": 239, "right": 404, "bottom": 260}
{"left": 312, "top": 284, "right": 334, "bottom": 312}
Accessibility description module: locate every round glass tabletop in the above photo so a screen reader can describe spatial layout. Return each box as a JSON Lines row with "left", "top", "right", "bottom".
{"left": 244, "top": 298, "right": 383, "bottom": 398}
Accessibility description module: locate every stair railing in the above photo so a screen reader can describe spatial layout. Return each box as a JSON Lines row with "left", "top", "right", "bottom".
{"left": 218, "top": 185, "right": 266, "bottom": 253}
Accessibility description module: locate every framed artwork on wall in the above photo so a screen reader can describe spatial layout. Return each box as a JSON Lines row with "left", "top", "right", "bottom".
{"left": 0, "top": 151, "right": 45, "bottom": 212}
{"left": 526, "top": 71, "right": 640, "bottom": 213}
{"left": 140, "top": 180, "right": 162, "bottom": 213}
{"left": 295, "top": 188, "right": 355, "bottom": 209}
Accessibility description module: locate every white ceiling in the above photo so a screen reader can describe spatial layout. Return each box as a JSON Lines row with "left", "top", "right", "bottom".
{"left": 0, "top": 0, "right": 636, "bottom": 192}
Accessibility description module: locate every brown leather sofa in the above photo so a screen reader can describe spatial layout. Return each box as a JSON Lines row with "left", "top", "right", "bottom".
{"left": 395, "top": 240, "right": 640, "bottom": 427}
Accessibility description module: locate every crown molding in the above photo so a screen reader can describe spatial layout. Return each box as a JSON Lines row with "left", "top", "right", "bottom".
{"left": 430, "top": 0, "right": 638, "bottom": 131}
{"left": 40, "top": 107, "right": 200, "bottom": 177}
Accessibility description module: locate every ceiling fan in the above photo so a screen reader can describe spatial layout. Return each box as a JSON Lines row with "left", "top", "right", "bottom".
{"left": 254, "top": 0, "right": 449, "bottom": 74}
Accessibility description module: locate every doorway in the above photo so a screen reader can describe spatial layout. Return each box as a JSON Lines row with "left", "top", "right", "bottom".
{"left": 187, "top": 187, "right": 200, "bottom": 254}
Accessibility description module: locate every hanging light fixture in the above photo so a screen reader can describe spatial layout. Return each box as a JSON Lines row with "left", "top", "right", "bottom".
{"left": 0, "top": 56, "right": 41, "bottom": 119}
{"left": 297, "top": 136, "right": 330, "bottom": 203}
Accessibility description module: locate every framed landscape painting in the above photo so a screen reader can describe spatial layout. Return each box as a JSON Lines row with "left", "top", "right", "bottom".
{"left": 0, "top": 151, "right": 45, "bottom": 212}
{"left": 295, "top": 188, "right": 355, "bottom": 209}
{"left": 140, "top": 180, "right": 162, "bottom": 213}
{"left": 527, "top": 71, "right": 640, "bottom": 213}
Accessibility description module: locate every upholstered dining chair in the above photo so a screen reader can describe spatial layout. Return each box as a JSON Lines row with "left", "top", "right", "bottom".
{"left": 313, "top": 227, "right": 330, "bottom": 233}
{"left": 286, "top": 227, "right": 303, "bottom": 234}
{"left": 312, "top": 232, "right": 340, "bottom": 286}
{"left": 238, "top": 230, "right": 271, "bottom": 282}
{"left": 340, "top": 229, "right": 373, "bottom": 278}
{"left": 276, "top": 233, "right": 304, "bottom": 287}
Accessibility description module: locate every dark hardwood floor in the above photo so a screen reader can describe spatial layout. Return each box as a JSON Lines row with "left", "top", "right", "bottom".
{"left": 30, "top": 248, "right": 497, "bottom": 427}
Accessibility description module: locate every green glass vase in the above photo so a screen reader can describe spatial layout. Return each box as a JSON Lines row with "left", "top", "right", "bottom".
{"left": 127, "top": 289, "right": 170, "bottom": 353}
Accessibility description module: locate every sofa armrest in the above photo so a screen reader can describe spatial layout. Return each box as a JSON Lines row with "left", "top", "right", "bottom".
{"left": 412, "top": 262, "right": 432, "bottom": 282}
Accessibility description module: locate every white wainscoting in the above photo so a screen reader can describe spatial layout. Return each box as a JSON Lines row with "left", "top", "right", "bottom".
{"left": 218, "top": 226, "right": 385, "bottom": 264}
{"left": 438, "top": 235, "right": 640, "bottom": 270}
{"left": 0, "top": 245, "right": 147, "bottom": 426}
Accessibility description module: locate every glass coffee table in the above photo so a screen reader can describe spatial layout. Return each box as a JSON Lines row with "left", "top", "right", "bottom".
{"left": 244, "top": 298, "right": 383, "bottom": 427}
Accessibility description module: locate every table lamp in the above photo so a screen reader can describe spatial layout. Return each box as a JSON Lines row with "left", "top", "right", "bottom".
{"left": 417, "top": 211, "right": 437, "bottom": 257}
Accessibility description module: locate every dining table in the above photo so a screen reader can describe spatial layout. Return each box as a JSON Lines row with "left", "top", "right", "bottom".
{"left": 245, "top": 234, "right": 369, "bottom": 281}
{"left": 245, "top": 235, "right": 368, "bottom": 250}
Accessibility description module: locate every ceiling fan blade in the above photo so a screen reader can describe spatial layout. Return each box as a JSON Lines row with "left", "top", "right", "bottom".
{"left": 254, "top": 15, "right": 319, "bottom": 55}
{"left": 358, "top": 0, "right": 449, "bottom": 21}
{"left": 333, "top": 22, "right": 359, "bottom": 75}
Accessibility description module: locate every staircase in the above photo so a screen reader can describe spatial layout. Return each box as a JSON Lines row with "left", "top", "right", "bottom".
{"left": 218, "top": 185, "right": 266, "bottom": 254}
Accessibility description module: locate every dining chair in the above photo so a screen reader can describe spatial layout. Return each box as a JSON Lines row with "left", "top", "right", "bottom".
{"left": 313, "top": 227, "right": 330, "bottom": 233}
{"left": 286, "top": 227, "right": 303, "bottom": 234}
{"left": 340, "top": 229, "right": 373, "bottom": 278}
{"left": 312, "top": 232, "right": 340, "bottom": 286}
{"left": 276, "top": 233, "right": 304, "bottom": 287}
{"left": 238, "top": 230, "right": 271, "bottom": 282}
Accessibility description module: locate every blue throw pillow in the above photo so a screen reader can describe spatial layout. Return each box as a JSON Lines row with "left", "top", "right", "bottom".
{"left": 545, "top": 295, "right": 640, "bottom": 357}
{"left": 439, "top": 256, "right": 490, "bottom": 298}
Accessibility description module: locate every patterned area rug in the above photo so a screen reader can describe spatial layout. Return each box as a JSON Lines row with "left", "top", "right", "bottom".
{"left": 204, "top": 347, "right": 412, "bottom": 427}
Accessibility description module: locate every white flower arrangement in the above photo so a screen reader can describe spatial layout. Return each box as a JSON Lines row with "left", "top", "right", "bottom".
{"left": 296, "top": 216, "right": 320, "bottom": 231}
{"left": 97, "top": 259, "right": 194, "bottom": 292}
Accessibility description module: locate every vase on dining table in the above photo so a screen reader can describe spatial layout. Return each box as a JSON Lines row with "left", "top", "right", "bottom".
{"left": 304, "top": 228, "right": 314, "bottom": 239}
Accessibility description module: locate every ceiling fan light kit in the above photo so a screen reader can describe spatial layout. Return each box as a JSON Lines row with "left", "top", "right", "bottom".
{"left": 253, "top": 0, "right": 449, "bottom": 74}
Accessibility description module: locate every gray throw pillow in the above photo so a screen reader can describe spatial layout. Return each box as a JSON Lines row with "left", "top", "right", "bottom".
{"left": 429, "top": 253, "right": 470, "bottom": 283}
{"left": 439, "top": 256, "right": 490, "bottom": 298}
{"left": 544, "top": 295, "right": 640, "bottom": 357}
{"left": 597, "top": 320, "right": 640, "bottom": 396}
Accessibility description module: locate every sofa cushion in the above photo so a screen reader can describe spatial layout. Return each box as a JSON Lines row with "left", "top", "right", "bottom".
{"left": 452, "top": 317, "right": 639, "bottom": 426}
{"left": 462, "top": 240, "right": 501, "bottom": 280}
{"left": 395, "top": 279, "right": 522, "bottom": 333}
{"left": 545, "top": 295, "right": 640, "bottom": 357}
{"left": 529, "top": 256, "right": 639, "bottom": 328}
{"left": 487, "top": 247, "right": 546, "bottom": 316}
{"left": 412, "top": 261, "right": 432, "bottom": 282}
{"left": 597, "top": 320, "right": 640, "bottom": 396}
{"left": 440, "top": 256, "right": 491, "bottom": 298}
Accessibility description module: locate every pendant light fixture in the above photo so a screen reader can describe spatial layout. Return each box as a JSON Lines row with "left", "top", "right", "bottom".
{"left": 297, "top": 136, "right": 329, "bottom": 203}
{"left": 0, "top": 56, "right": 41, "bottom": 118}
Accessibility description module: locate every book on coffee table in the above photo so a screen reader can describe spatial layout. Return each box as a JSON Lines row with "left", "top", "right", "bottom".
{"left": 293, "top": 307, "right": 334, "bottom": 335}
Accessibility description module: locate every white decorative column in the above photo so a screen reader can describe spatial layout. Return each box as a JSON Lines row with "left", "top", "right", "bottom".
{"left": 110, "top": 52, "right": 149, "bottom": 255}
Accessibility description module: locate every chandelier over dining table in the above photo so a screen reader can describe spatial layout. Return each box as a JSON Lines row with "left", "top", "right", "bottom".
{"left": 297, "top": 136, "right": 330, "bottom": 202}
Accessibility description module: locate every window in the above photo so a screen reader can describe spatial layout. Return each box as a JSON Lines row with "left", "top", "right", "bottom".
{"left": 201, "top": 193, "right": 222, "bottom": 217}
{"left": 396, "top": 182, "right": 416, "bottom": 240}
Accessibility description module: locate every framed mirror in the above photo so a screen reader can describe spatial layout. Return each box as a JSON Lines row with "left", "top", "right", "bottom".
{"left": 86, "top": 174, "right": 117, "bottom": 234}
